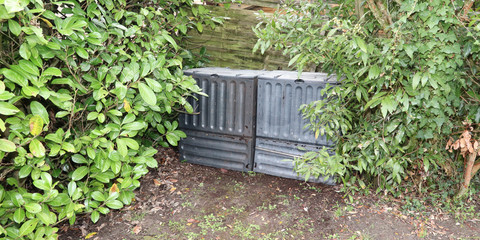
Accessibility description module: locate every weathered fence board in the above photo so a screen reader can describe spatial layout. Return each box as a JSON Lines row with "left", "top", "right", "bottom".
{"left": 183, "top": 4, "right": 291, "bottom": 70}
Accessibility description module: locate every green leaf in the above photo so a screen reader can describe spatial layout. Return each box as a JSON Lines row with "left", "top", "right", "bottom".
{"left": 19, "top": 219, "right": 39, "bottom": 237}
{"left": 25, "top": 202, "right": 42, "bottom": 214}
{"left": 91, "top": 210, "right": 100, "bottom": 223}
{"left": 116, "top": 138, "right": 128, "bottom": 157}
{"left": 106, "top": 199, "right": 123, "bottom": 209}
{"left": 138, "top": 82, "right": 157, "bottom": 106}
{"left": 19, "top": 43, "right": 31, "bottom": 60}
{"left": 162, "top": 31, "right": 178, "bottom": 50}
{"left": 123, "top": 121, "right": 146, "bottom": 131}
{"left": 412, "top": 72, "right": 421, "bottom": 90}
{"left": 355, "top": 37, "right": 367, "bottom": 53}
{"left": 3, "top": 69, "right": 28, "bottom": 87}
{"left": 13, "top": 207, "right": 25, "bottom": 223}
{"left": 29, "top": 139, "right": 45, "bottom": 158}
{"left": 380, "top": 96, "right": 397, "bottom": 118}
{"left": 29, "top": 115, "right": 44, "bottom": 136}
{"left": 124, "top": 138, "right": 139, "bottom": 150}
{"left": 8, "top": 19, "right": 21, "bottom": 36}
{"left": 72, "top": 154, "right": 87, "bottom": 164}
{"left": 91, "top": 191, "right": 105, "bottom": 202}
{"left": 42, "top": 67, "right": 62, "bottom": 77}
{"left": 19, "top": 60, "right": 39, "bottom": 76}
{"left": 30, "top": 101, "right": 49, "bottom": 124}
{"left": 0, "top": 139, "right": 16, "bottom": 152}
{"left": 71, "top": 166, "right": 89, "bottom": 181}
{"left": 18, "top": 165, "right": 32, "bottom": 178}
{"left": 76, "top": 47, "right": 89, "bottom": 59}
{"left": 4, "top": 0, "right": 24, "bottom": 13}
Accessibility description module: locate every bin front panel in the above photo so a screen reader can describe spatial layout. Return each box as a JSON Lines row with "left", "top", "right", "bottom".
{"left": 179, "top": 129, "right": 254, "bottom": 172}
{"left": 180, "top": 68, "right": 258, "bottom": 137}
{"left": 254, "top": 137, "right": 335, "bottom": 184}
{"left": 256, "top": 72, "right": 336, "bottom": 145}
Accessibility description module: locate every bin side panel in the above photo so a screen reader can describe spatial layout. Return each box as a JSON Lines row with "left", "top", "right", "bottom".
{"left": 179, "top": 130, "right": 254, "bottom": 172}
{"left": 180, "top": 71, "right": 255, "bottom": 137}
{"left": 256, "top": 78, "right": 331, "bottom": 145}
{"left": 254, "top": 137, "right": 335, "bottom": 184}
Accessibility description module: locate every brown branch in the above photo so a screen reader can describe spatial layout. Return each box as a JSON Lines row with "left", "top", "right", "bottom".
{"left": 461, "top": 0, "right": 475, "bottom": 21}
{"left": 472, "top": 161, "right": 480, "bottom": 177}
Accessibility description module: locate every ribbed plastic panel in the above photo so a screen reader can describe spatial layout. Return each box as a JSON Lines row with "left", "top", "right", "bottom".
{"left": 180, "top": 68, "right": 260, "bottom": 137}
{"left": 254, "top": 137, "right": 335, "bottom": 184}
{"left": 179, "top": 130, "right": 254, "bottom": 172}
{"left": 256, "top": 71, "right": 336, "bottom": 145}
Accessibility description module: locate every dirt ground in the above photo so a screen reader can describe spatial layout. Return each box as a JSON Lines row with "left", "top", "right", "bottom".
{"left": 59, "top": 148, "right": 480, "bottom": 240}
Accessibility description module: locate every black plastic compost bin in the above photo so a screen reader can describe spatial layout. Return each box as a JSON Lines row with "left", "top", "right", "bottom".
{"left": 179, "top": 68, "right": 336, "bottom": 184}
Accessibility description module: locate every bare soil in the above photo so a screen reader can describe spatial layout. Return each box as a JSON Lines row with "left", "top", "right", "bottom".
{"left": 59, "top": 148, "right": 480, "bottom": 240}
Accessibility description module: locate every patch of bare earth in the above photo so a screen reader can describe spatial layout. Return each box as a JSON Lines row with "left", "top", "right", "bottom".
{"left": 59, "top": 148, "right": 480, "bottom": 240}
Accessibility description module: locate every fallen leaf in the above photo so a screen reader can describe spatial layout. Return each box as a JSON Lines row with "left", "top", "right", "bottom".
{"left": 168, "top": 178, "right": 178, "bottom": 183}
{"left": 85, "top": 232, "right": 97, "bottom": 239}
{"left": 170, "top": 187, "right": 176, "bottom": 193}
{"left": 132, "top": 225, "right": 142, "bottom": 234}
{"left": 187, "top": 218, "right": 199, "bottom": 223}
{"left": 220, "top": 168, "right": 228, "bottom": 173}
{"left": 153, "top": 179, "right": 162, "bottom": 186}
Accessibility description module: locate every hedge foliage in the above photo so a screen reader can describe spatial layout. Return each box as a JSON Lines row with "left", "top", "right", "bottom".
{"left": 0, "top": 0, "right": 220, "bottom": 238}
{"left": 254, "top": 0, "right": 480, "bottom": 195}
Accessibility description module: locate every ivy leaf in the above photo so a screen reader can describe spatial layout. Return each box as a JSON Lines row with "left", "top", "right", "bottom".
{"left": 138, "top": 82, "right": 157, "bottom": 106}
{"left": 412, "top": 72, "right": 421, "bottom": 90}
{"left": 0, "top": 139, "right": 16, "bottom": 152}
{"left": 380, "top": 96, "right": 397, "bottom": 118}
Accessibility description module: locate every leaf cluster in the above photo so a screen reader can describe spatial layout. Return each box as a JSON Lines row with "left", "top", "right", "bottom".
{"left": 0, "top": 0, "right": 219, "bottom": 238}
{"left": 254, "top": 0, "right": 480, "bottom": 194}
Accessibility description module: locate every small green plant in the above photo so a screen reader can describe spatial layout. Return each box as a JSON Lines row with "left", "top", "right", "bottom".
{"left": 198, "top": 214, "right": 226, "bottom": 235}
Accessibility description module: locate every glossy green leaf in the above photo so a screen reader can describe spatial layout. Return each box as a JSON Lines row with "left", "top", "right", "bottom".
{"left": 71, "top": 166, "right": 89, "bottom": 181}
{"left": 138, "top": 82, "right": 157, "bottom": 106}
{"left": 25, "top": 202, "right": 42, "bottom": 214}
{"left": 19, "top": 219, "right": 39, "bottom": 237}
{"left": 8, "top": 19, "right": 21, "bottom": 36}
{"left": 0, "top": 139, "right": 16, "bottom": 152}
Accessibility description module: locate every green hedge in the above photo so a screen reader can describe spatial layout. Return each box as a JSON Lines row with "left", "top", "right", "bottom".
{"left": 0, "top": 0, "right": 220, "bottom": 238}
{"left": 254, "top": 0, "right": 480, "bottom": 195}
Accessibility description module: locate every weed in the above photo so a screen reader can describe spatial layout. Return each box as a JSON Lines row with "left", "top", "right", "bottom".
{"left": 257, "top": 203, "right": 277, "bottom": 211}
{"left": 293, "top": 195, "right": 301, "bottom": 200}
{"left": 230, "top": 206, "right": 246, "bottom": 214}
{"left": 184, "top": 232, "right": 200, "bottom": 240}
{"left": 131, "top": 212, "right": 146, "bottom": 221}
{"left": 334, "top": 203, "right": 354, "bottom": 218}
{"left": 168, "top": 220, "right": 186, "bottom": 233}
{"left": 232, "top": 221, "right": 260, "bottom": 239}
{"left": 181, "top": 201, "right": 193, "bottom": 208}
{"left": 198, "top": 214, "right": 226, "bottom": 235}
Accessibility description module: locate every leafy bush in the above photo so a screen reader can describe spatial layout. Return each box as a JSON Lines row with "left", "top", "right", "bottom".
{"left": 0, "top": 0, "right": 220, "bottom": 238}
{"left": 254, "top": 0, "right": 480, "bottom": 195}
